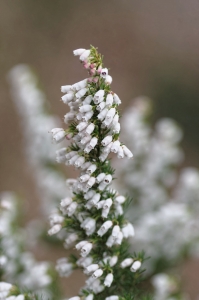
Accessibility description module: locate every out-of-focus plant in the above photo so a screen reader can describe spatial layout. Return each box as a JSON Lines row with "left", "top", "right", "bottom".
{"left": 0, "top": 192, "right": 60, "bottom": 300}
{"left": 114, "top": 97, "right": 199, "bottom": 297}
{"left": 8, "top": 66, "right": 70, "bottom": 216}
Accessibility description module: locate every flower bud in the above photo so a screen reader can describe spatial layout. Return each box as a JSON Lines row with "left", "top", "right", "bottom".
{"left": 130, "top": 260, "right": 141, "bottom": 272}
{"left": 104, "top": 273, "right": 113, "bottom": 287}
{"left": 120, "top": 258, "right": 134, "bottom": 268}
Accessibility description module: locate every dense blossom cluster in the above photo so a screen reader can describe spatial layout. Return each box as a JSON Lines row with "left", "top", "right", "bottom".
{"left": 0, "top": 192, "right": 56, "bottom": 300}
{"left": 114, "top": 98, "right": 199, "bottom": 298}
{"left": 48, "top": 47, "right": 147, "bottom": 300}
{"left": 9, "top": 66, "right": 69, "bottom": 215}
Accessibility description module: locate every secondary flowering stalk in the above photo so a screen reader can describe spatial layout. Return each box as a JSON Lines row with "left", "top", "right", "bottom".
{"left": 49, "top": 47, "right": 147, "bottom": 300}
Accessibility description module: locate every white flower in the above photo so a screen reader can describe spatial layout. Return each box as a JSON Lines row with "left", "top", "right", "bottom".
{"left": 102, "top": 207, "right": 110, "bottom": 218}
{"left": 96, "top": 173, "right": 106, "bottom": 183}
{"left": 114, "top": 231, "right": 123, "bottom": 245}
{"left": 61, "top": 85, "right": 72, "bottom": 93}
{"left": 113, "top": 122, "right": 120, "bottom": 134}
{"left": 66, "top": 202, "right": 78, "bottom": 216}
{"left": 74, "top": 156, "right": 85, "bottom": 168}
{"left": 79, "top": 174, "right": 90, "bottom": 183}
{"left": 82, "top": 111, "right": 94, "bottom": 121}
{"left": 68, "top": 297, "right": 81, "bottom": 300}
{"left": 91, "top": 193, "right": 101, "bottom": 204}
{"left": 89, "top": 137, "right": 98, "bottom": 149}
{"left": 81, "top": 242, "right": 93, "bottom": 257}
{"left": 113, "top": 93, "right": 121, "bottom": 105}
{"left": 97, "top": 220, "right": 113, "bottom": 236}
{"left": 85, "top": 294, "right": 94, "bottom": 300}
{"left": 75, "top": 240, "right": 88, "bottom": 250}
{"left": 106, "top": 108, "right": 116, "bottom": 121}
{"left": 130, "top": 260, "right": 141, "bottom": 272}
{"left": 80, "top": 50, "right": 91, "bottom": 61}
{"left": 104, "top": 273, "right": 113, "bottom": 287}
{"left": 95, "top": 200, "right": 105, "bottom": 209}
{"left": 86, "top": 177, "right": 96, "bottom": 188}
{"left": 122, "top": 145, "right": 133, "bottom": 158}
{"left": 97, "top": 101, "right": 106, "bottom": 111}
{"left": 60, "top": 197, "right": 72, "bottom": 208}
{"left": 102, "top": 135, "right": 112, "bottom": 146}
{"left": 79, "top": 104, "right": 92, "bottom": 113}
{"left": 105, "top": 75, "right": 112, "bottom": 85}
{"left": 64, "top": 112, "right": 75, "bottom": 123}
{"left": 81, "top": 135, "right": 92, "bottom": 145}
{"left": 115, "top": 195, "right": 125, "bottom": 204}
{"left": 86, "top": 264, "right": 99, "bottom": 273}
{"left": 76, "top": 256, "right": 93, "bottom": 267}
{"left": 73, "top": 78, "right": 88, "bottom": 90}
{"left": 105, "top": 296, "right": 119, "bottom": 300}
{"left": 109, "top": 255, "right": 118, "bottom": 267}
{"left": 94, "top": 90, "right": 105, "bottom": 104}
{"left": 84, "top": 189, "right": 95, "bottom": 200}
{"left": 73, "top": 48, "right": 86, "bottom": 56}
{"left": 120, "top": 258, "right": 134, "bottom": 268}
{"left": 48, "top": 224, "right": 62, "bottom": 235}
{"left": 61, "top": 92, "right": 74, "bottom": 104}
{"left": 75, "top": 87, "right": 88, "bottom": 98}
{"left": 103, "top": 142, "right": 113, "bottom": 154}
{"left": 83, "top": 95, "right": 93, "bottom": 104}
{"left": 92, "top": 268, "right": 103, "bottom": 278}
{"left": 56, "top": 257, "right": 73, "bottom": 277}
{"left": 65, "top": 233, "right": 78, "bottom": 246}
{"left": 86, "top": 164, "right": 97, "bottom": 175}
{"left": 103, "top": 174, "right": 112, "bottom": 185}
{"left": 97, "top": 108, "right": 108, "bottom": 121}
{"left": 50, "top": 128, "right": 66, "bottom": 144}
{"left": 106, "top": 235, "right": 115, "bottom": 247}
{"left": 111, "top": 141, "right": 120, "bottom": 153}
{"left": 103, "top": 198, "right": 113, "bottom": 209}
{"left": 86, "top": 123, "right": 95, "bottom": 135}
{"left": 112, "top": 225, "right": 120, "bottom": 239}
{"left": 122, "top": 223, "right": 135, "bottom": 238}
{"left": 76, "top": 121, "right": 88, "bottom": 132}
{"left": 106, "top": 94, "right": 113, "bottom": 106}
{"left": 100, "top": 68, "right": 108, "bottom": 78}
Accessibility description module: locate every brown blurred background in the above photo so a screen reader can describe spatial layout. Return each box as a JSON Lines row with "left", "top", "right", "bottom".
{"left": 0, "top": 0, "right": 199, "bottom": 298}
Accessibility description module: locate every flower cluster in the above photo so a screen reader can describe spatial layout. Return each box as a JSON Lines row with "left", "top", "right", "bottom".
{"left": 0, "top": 192, "right": 57, "bottom": 300}
{"left": 49, "top": 47, "right": 148, "bottom": 300}
{"left": 114, "top": 98, "right": 199, "bottom": 279}
{"left": 8, "top": 65, "right": 70, "bottom": 215}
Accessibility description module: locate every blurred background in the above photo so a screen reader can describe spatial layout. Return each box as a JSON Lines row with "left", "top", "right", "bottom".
{"left": 0, "top": 0, "right": 199, "bottom": 299}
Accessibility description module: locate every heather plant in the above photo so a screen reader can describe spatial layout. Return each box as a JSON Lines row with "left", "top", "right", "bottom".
{"left": 0, "top": 192, "right": 59, "bottom": 300}
{"left": 48, "top": 47, "right": 151, "bottom": 300}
